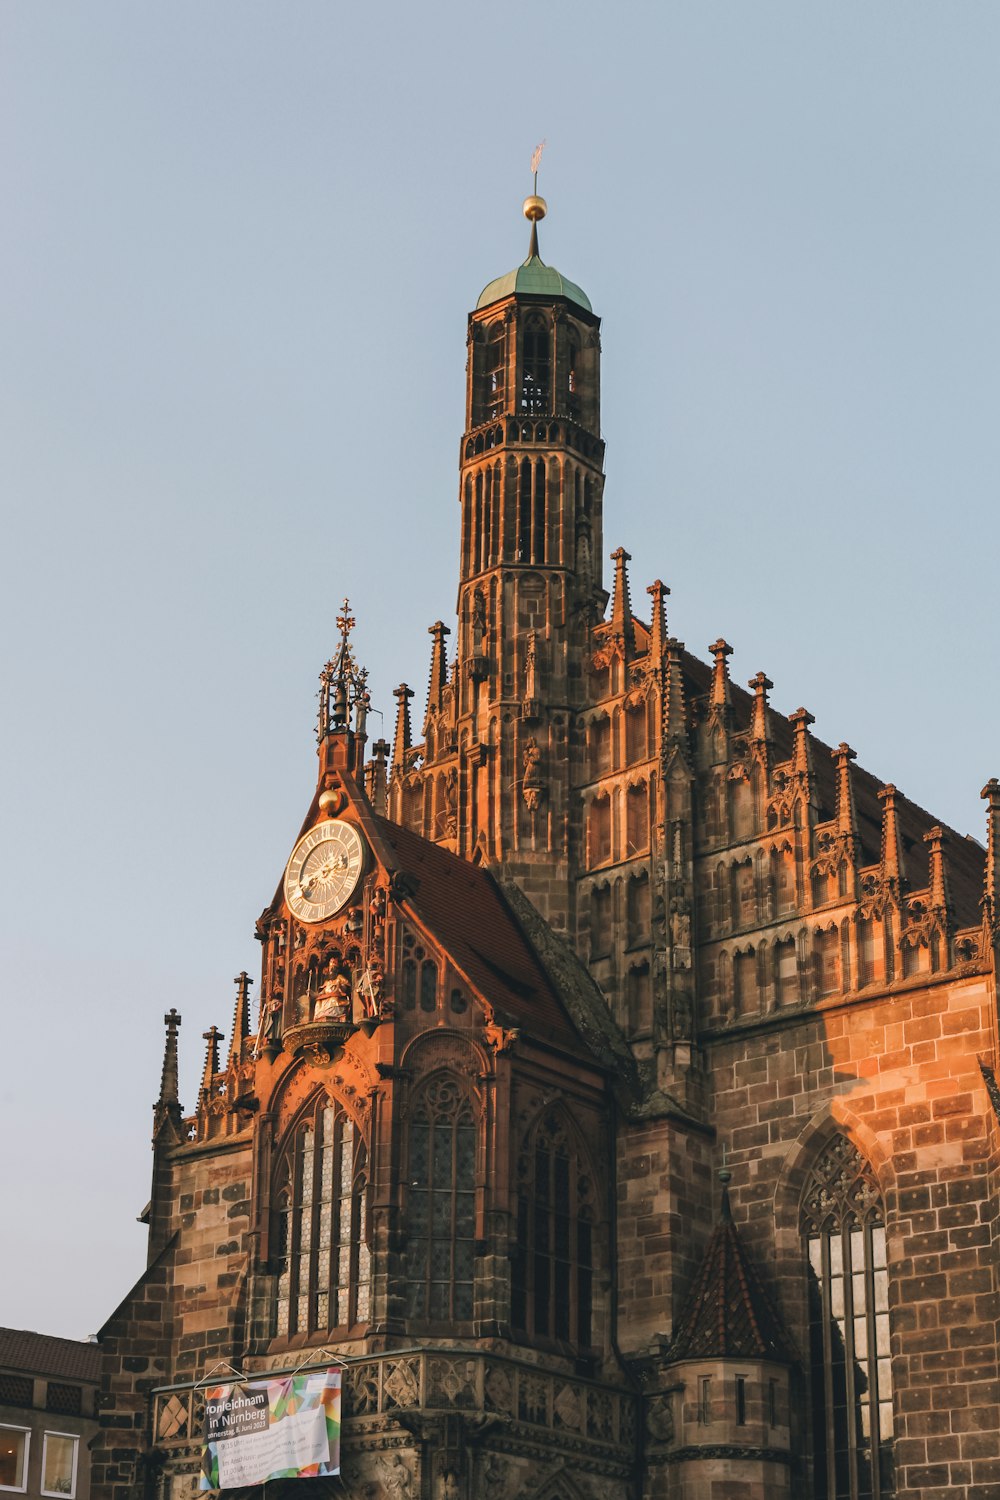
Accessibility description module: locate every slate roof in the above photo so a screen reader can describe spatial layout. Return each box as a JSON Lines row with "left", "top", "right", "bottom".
{"left": 0, "top": 1328, "right": 101, "bottom": 1383}
{"left": 669, "top": 1196, "right": 792, "bottom": 1363}
{"left": 373, "top": 814, "right": 593, "bottom": 1057}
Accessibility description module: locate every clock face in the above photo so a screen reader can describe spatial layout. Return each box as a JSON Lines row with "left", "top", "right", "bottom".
{"left": 284, "top": 820, "right": 365, "bottom": 923}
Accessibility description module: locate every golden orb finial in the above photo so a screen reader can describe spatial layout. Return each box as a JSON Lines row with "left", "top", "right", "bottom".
{"left": 523, "top": 194, "right": 547, "bottom": 223}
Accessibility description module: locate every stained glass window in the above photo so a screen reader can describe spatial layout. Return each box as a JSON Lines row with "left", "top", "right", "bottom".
{"left": 512, "top": 1111, "right": 595, "bottom": 1351}
{"left": 801, "top": 1135, "right": 893, "bottom": 1500}
{"left": 404, "top": 1073, "right": 476, "bottom": 1323}
{"left": 273, "top": 1096, "right": 370, "bottom": 1339}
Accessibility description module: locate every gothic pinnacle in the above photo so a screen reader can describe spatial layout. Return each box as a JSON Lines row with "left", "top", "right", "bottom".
{"left": 789, "top": 708, "right": 815, "bottom": 780}
{"left": 426, "top": 622, "right": 450, "bottom": 718}
{"left": 709, "top": 640, "right": 733, "bottom": 710}
{"left": 609, "top": 547, "right": 634, "bottom": 649}
{"left": 228, "top": 972, "right": 252, "bottom": 1069}
{"left": 391, "top": 684, "right": 414, "bottom": 779}
{"left": 749, "top": 672, "right": 773, "bottom": 743}
{"left": 833, "top": 743, "right": 859, "bottom": 845}
{"left": 878, "top": 784, "right": 905, "bottom": 889}
{"left": 663, "top": 638, "right": 690, "bottom": 751}
{"left": 981, "top": 779, "right": 1000, "bottom": 939}
{"left": 200, "top": 1025, "right": 223, "bottom": 1099}
{"left": 157, "top": 1008, "right": 182, "bottom": 1113}
{"left": 646, "top": 580, "right": 669, "bottom": 664}
{"left": 923, "top": 826, "right": 951, "bottom": 919}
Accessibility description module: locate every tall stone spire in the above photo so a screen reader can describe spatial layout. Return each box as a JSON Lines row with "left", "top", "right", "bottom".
{"left": 153, "top": 1008, "right": 183, "bottom": 1141}
{"left": 366, "top": 737, "right": 390, "bottom": 816}
{"left": 227, "top": 972, "right": 252, "bottom": 1068}
{"left": 391, "top": 684, "right": 414, "bottom": 779}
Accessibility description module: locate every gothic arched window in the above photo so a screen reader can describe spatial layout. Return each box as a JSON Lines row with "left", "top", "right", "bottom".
{"left": 404, "top": 1073, "right": 476, "bottom": 1323}
{"left": 801, "top": 1135, "right": 893, "bottom": 1500}
{"left": 485, "top": 319, "right": 506, "bottom": 420}
{"left": 274, "top": 1096, "right": 370, "bottom": 1340}
{"left": 521, "top": 314, "right": 551, "bottom": 414}
{"left": 512, "top": 1110, "right": 595, "bottom": 1352}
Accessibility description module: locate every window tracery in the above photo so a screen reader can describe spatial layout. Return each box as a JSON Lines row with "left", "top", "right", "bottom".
{"left": 801, "top": 1135, "right": 893, "bottom": 1500}
{"left": 273, "top": 1095, "right": 370, "bottom": 1339}
{"left": 511, "top": 1110, "right": 595, "bottom": 1352}
{"left": 404, "top": 1073, "right": 476, "bottom": 1323}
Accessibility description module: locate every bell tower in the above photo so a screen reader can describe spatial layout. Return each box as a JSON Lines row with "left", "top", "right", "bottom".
{"left": 448, "top": 189, "right": 606, "bottom": 929}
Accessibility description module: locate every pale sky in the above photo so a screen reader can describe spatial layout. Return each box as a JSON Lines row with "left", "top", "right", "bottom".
{"left": 2, "top": 2, "right": 998, "bottom": 1337}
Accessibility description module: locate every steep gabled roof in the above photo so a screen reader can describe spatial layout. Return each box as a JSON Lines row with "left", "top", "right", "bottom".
{"left": 0, "top": 1327, "right": 101, "bottom": 1383}
{"left": 373, "top": 815, "right": 597, "bottom": 1059}
{"left": 669, "top": 1198, "right": 792, "bottom": 1363}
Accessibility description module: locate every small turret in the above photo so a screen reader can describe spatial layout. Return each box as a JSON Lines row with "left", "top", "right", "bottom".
{"left": 153, "top": 1008, "right": 183, "bottom": 1143}
{"left": 709, "top": 639, "right": 733, "bottom": 714}
{"left": 609, "top": 547, "right": 635, "bottom": 654}
{"left": 425, "top": 621, "right": 450, "bottom": 720}
{"left": 366, "top": 737, "right": 391, "bottom": 816}
{"left": 878, "top": 784, "right": 905, "bottom": 892}
{"left": 748, "top": 672, "right": 773, "bottom": 749}
{"left": 227, "top": 972, "right": 252, "bottom": 1069}
{"left": 833, "top": 742, "right": 859, "bottom": 851}
{"left": 981, "top": 779, "right": 1000, "bottom": 942}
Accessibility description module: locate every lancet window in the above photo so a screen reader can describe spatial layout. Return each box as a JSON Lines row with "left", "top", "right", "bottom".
{"left": 273, "top": 1096, "right": 370, "bottom": 1339}
{"left": 485, "top": 319, "right": 506, "bottom": 420}
{"left": 404, "top": 1073, "right": 476, "bottom": 1323}
{"left": 801, "top": 1135, "right": 893, "bottom": 1500}
{"left": 512, "top": 1110, "right": 595, "bottom": 1351}
{"left": 521, "top": 314, "right": 551, "bottom": 414}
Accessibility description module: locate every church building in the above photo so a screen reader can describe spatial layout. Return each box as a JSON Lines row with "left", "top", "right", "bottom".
{"left": 93, "top": 191, "right": 1000, "bottom": 1500}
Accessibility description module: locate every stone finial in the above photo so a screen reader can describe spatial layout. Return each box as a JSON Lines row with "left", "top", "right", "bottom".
{"left": 391, "top": 684, "right": 414, "bottom": 778}
{"left": 425, "top": 621, "right": 450, "bottom": 717}
{"left": 748, "top": 672, "right": 773, "bottom": 743}
{"left": 227, "top": 972, "right": 252, "bottom": 1068}
{"left": 663, "top": 638, "right": 689, "bottom": 750}
{"left": 609, "top": 547, "right": 634, "bottom": 649}
{"left": 646, "top": 580, "right": 670, "bottom": 664}
{"left": 366, "top": 737, "right": 390, "bottom": 816}
{"left": 833, "top": 743, "right": 859, "bottom": 843}
{"left": 789, "top": 708, "right": 815, "bottom": 779}
{"left": 923, "top": 826, "right": 951, "bottom": 918}
{"left": 878, "top": 784, "right": 904, "bottom": 888}
{"left": 200, "top": 1026, "right": 224, "bottom": 1097}
{"left": 155, "top": 1008, "right": 182, "bottom": 1121}
{"left": 709, "top": 639, "right": 733, "bottom": 710}
{"left": 981, "top": 779, "right": 1000, "bottom": 937}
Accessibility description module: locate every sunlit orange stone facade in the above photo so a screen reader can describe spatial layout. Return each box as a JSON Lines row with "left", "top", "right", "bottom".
{"left": 93, "top": 208, "right": 1000, "bottom": 1500}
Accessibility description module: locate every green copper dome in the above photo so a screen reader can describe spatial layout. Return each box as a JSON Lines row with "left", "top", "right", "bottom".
{"left": 477, "top": 253, "right": 592, "bottom": 314}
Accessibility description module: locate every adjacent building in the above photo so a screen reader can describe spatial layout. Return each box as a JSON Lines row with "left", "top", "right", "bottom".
{"left": 0, "top": 1329, "right": 100, "bottom": 1500}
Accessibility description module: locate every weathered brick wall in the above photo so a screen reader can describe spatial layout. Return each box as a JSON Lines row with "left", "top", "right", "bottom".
{"left": 708, "top": 967, "right": 1000, "bottom": 1500}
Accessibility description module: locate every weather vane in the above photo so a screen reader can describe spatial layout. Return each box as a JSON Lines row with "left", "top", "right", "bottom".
{"left": 530, "top": 140, "right": 546, "bottom": 192}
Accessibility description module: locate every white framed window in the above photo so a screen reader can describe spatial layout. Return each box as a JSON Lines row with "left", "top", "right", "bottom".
{"left": 0, "top": 1427, "right": 29, "bottom": 1492}
{"left": 41, "top": 1433, "right": 78, "bottom": 1498}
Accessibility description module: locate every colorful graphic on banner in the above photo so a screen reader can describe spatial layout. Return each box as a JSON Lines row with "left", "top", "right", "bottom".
{"left": 200, "top": 1368, "right": 341, "bottom": 1490}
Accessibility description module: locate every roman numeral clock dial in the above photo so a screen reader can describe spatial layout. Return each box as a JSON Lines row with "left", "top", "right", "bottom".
{"left": 283, "top": 819, "right": 365, "bottom": 923}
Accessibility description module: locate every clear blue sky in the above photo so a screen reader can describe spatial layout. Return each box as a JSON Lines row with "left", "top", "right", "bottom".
{"left": 2, "top": 2, "right": 998, "bottom": 1337}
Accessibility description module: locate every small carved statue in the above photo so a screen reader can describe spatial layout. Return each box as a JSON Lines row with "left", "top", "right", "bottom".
{"left": 522, "top": 739, "right": 545, "bottom": 812}
{"left": 472, "top": 590, "right": 487, "bottom": 657}
{"left": 669, "top": 897, "right": 691, "bottom": 950}
{"left": 444, "top": 768, "right": 458, "bottom": 836}
{"left": 313, "top": 964, "right": 352, "bottom": 1023}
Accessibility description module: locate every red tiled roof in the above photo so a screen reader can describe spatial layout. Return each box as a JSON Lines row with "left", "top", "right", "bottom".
{"left": 669, "top": 1198, "right": 792, "bottom": 1362}
{"left": 372, "top": 816, "right": 591, "bottom": 1056}
{"left": 0, "top": 1328, "right": 101, "bottom": 1383}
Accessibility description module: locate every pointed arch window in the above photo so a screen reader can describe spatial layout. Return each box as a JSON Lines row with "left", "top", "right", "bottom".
{"left": 404, "top": 1073, "right": 476, "bottom": 1323}
{"left": 512, "top": 1110, "right": 595, "bottom": 1352}
{"left": 521, "top": 314, "right": 551, "bottom": 414}
{"left": 801, "top": 1135, "right": 893, "bottom": 1500}
{"left": 274, "top": 1096, "right": 370, "bottom": 1339}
